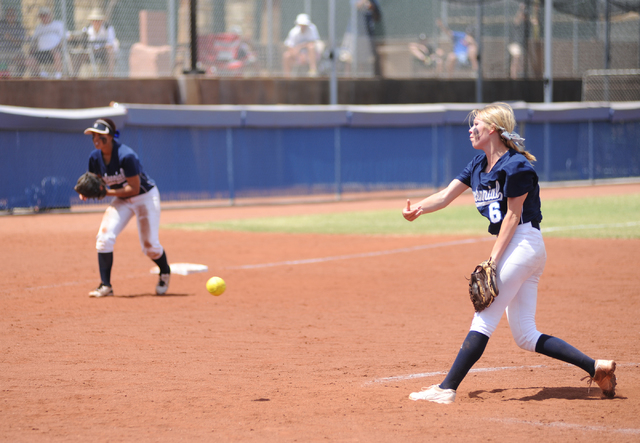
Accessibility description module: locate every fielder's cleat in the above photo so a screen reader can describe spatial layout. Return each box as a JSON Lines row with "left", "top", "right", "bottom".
{"left": 89, "top": 284, "right": 113, "bottom": 298}
{"left": 409, "top": 385, "right": 456, "bottom": 404}
{"left": 592, "top": 360, "right": 617, "bottom": 398}
{"left": 156, "top": 273, "right": 171, "bottom": 295}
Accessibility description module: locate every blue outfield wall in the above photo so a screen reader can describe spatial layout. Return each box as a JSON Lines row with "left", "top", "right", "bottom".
{"left": 1, "top": 102, "right": 639, "bottom": 210}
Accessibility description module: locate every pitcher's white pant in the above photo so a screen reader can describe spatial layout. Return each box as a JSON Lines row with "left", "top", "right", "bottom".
{"left": 96, "top": 186, "right": 164, "bottom": 260}
{"left": 470, "top": 222, "right": 546, "bottom": 352}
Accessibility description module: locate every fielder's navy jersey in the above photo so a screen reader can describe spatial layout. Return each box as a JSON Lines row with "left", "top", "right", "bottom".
{"left": 88, "top": 140, "right": 155, "bottom": 195}
{"left": 455, "top": 149, "right": 542, "bottom": 235}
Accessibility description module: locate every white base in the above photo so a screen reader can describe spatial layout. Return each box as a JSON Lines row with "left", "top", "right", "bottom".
{"left": 150, "top": 263, "right": 208, "bottom": 276}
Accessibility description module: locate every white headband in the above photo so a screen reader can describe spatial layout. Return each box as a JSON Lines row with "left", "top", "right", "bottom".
{"left": 498, "top": 126, "right": 525, "bottom": 148}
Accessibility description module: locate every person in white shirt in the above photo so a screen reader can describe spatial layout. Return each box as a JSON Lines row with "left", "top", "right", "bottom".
{"left": 25, "top": 7, "right": 64, "bottom": 78}
{"left": 282, "top": 13, "right": 322, "bottom": 77}
{"left": 71, "top": 8, "right": 119, "bottom": 76}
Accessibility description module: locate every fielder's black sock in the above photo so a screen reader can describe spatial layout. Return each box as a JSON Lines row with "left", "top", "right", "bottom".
{"left": 535, "top": 334, "right": 596, "bottom": 377}
{"left": 98, "top": 252, "right": 113, "bottom": 287}
{"left": 152, "top": 251, "right": 171, "bottom": 275}
{"left": 440, "top": 331, "right": 489, "bottom": 391}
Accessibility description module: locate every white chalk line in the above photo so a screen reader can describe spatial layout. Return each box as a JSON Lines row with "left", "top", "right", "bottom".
{"left": 224, "top": 237, "right": 494, "bottom": 270}
{"left": 365, "top": 364, "right": 546, "bottom": 385}
{"left": 486, "top": 417, "right": 640, "bottom": 435}
{"left": 224, "top": 221, "right": 639, "bottom": 270}
{"left": 12, "top": 221, "right": 638, "bottom": 291}
{"left": 12, "top": 237, "right": 494, "bottom": 293}
{"left": 367, "top": 362, "right": 639, "bottom": 386}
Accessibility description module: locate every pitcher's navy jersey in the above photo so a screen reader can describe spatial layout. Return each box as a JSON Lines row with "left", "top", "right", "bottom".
{"left": 456, "top": 149, "right": 542, "bottom": 235}
{"left": 88, "top": 140, "right": 155, "bottom": 195}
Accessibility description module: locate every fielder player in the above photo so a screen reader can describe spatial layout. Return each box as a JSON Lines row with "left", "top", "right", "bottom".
{"left": 402, "top": 103, "right": 616, "bottom": 404}
{"left": 81, "top": 118, "right": 171, "bottom": 297}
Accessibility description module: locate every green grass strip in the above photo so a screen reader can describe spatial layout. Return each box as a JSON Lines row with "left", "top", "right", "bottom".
{"left": 540, "top": 194, "right": 640, "bottom": 239}
{"left": 164, "top": 194, "right": 640, "bottom": 239}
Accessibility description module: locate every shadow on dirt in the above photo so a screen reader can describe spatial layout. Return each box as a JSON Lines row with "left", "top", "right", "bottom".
{"left": 116, "top": 293, "right": 194, "bottom": 298}
{"left": 469, "top": 386, "right": 624, "bottom": 401}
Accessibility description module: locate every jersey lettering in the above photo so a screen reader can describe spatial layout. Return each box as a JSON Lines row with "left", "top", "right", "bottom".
{"left": 103, "top": 168, "right": 127, "bottom": 188}
{"left": 472, "top": 181, "right": 503, "bottom": 208}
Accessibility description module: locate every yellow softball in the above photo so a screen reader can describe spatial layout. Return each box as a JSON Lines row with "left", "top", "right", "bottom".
{"left": 206, "top": 276, "right": 226, "bottom": 296}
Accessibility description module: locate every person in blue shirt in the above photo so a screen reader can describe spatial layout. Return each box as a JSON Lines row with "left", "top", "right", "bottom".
{"left": 437, "top": 18, "right": 478, "bottom": 76}
{"left": 81, "top": 118, "right": 171, "bottom": 298}
{"left": 402, "top": 102, "right": 616, "bottom": 404}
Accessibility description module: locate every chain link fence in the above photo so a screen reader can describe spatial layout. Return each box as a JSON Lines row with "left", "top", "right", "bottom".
{"left": 583, "top": 68, "right": 640, "bottom": 100}
{"left": 1, "top": 1, "right": 639, "bottom": 97}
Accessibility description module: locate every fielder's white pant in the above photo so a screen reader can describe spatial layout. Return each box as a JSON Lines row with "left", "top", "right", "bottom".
{"left": 96, "top": 186, "right": 164, "bottom": 260}
{"left": 470, "top": 222, "right": 546, "bottom": 352}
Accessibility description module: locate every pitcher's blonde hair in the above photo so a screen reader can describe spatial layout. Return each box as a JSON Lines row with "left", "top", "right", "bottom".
{"left": 468, "top": 102, "right": 536, "bottom": 162}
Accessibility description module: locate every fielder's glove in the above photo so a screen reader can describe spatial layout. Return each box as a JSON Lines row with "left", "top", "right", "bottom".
{"left": 468, "top": 259, "right": 499, "bottom": 312}
{"left": 74, "top": 172, "right": 107, "bottom": 199}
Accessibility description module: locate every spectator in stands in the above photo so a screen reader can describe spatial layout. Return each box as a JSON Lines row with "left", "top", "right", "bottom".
{"left": 282, "top": 13, "right": 322, "bottom": 77}
{"left": 339, "top": 0, "right": 384, "bottom": 77}
{"left": 509, "top": 2, "right": 542, "bottom": 79}
{"left": 437, "top": 18, "right": 478, "bottom": 77}
{"left": 358, "top": 0, "right": 383, "bottom": 77}
{"left": 408, "top": 33, "right": 443, "bottom": 73}
{"left": 228, "top": 25, "right": 257, "bottom": 72}
{"left": 25, "top": 7, "right": 64, "bottom": 78}
{"left": 508, "top": 4, "right": 526, "bottom": 79}
{"left": 0, "top": 7, "right": 26, "bottom": 76}
{"left": 72, "top": 8, "right": 119, "bottom": 76}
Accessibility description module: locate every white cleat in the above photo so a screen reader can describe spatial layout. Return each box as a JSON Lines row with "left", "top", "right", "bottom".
{"left": 89, "top": 284, "right": 113, "bottom": 298}
{"left": 409, "top": 385, "right": 456, "bottom": 404}
{"left": 156, "top": 273, "right": 170, "bottom": 295}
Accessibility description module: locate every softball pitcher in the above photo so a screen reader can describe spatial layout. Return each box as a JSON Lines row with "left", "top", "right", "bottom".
{"left": 402, "top": 103, "right": 616, "bottom": 404}
{"left": 82, "top": 118, "right": 171, "bottom": 297}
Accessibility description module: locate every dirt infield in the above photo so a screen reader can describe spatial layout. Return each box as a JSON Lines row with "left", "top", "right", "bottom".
{"left": 2, "top": 183, "right": 639, "bottom": 442}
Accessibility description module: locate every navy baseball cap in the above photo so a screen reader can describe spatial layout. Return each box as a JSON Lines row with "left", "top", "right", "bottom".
{"left": 84, "top": 119, "right": 115, "bottom": 135}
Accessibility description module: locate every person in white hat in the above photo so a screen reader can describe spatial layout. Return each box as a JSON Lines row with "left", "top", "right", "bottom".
{"left": 74, "top": 7, "right": 119, "bottom": 76}
{"left": 25, "top": 6, "right": 64, "bottom": 78}
{"left": 282, "top": 13, "right": 322, "bottom": 77}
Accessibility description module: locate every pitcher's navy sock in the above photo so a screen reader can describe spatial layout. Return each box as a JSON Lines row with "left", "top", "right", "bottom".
{"left": 440, "top": 331, "right": 489, "bottom": 391}
{"left": 536, "top": 334, "right": 595, "bottom": 376}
